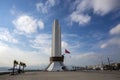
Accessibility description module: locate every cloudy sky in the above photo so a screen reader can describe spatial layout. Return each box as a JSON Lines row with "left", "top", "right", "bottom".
{"left": 0, "top": 0, "right": 120, "bottom": 69}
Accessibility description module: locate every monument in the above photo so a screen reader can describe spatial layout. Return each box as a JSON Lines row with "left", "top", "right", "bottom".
{"left": 46, "top": 19, "right": 65, "bottom": 71}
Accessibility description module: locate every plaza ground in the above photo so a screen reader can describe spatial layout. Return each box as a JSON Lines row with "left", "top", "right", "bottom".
{"left": 0, "top": 71, "right": 120, "bottom": 80}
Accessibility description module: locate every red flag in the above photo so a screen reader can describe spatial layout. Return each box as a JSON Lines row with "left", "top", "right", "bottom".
{"left": 65, "top": 49, "right": 70, "bottom": 54}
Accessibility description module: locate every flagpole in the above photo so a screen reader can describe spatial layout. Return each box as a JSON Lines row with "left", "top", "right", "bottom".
{"left": 62, "top": 51, "right": 66, "bottom": 65}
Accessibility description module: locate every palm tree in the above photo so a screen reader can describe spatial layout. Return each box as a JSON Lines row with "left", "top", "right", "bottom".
{"left": 12, "top": 60, "right": 18, "bottom": 75}
{"left": 22, "top": 63, "right": 26, "bottom": 73}
{"left": 18, "top": 62, "right": 23, "bottom": 73}
{"left": 19, "top": 62, "right": 26, "bottom": 73}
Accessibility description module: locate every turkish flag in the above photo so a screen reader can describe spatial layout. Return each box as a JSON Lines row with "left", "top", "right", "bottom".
{"left": 65, "top": 49, "right": 70, "bottom": 54}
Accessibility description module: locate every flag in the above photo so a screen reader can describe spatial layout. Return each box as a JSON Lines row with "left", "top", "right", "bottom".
{"left": 65, "top": 49, "right": 70, "bottom": 54}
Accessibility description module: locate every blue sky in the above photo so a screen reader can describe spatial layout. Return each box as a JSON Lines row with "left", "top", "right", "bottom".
{"left": 0, "top": 0, "right": 120, "bottom": 69}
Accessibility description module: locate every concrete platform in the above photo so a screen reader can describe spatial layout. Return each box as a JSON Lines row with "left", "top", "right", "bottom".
{"left": 0, "top": 71, "right": 120, "bottom": 80}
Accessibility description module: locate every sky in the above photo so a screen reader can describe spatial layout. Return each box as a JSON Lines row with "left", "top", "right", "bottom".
{"left": 0, "top": 0, "right": 120, "bottom": 69}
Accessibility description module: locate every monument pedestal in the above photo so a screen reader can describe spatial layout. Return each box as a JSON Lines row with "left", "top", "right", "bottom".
{"left": 46, "top": 56, "right": 65, "bottom": 71}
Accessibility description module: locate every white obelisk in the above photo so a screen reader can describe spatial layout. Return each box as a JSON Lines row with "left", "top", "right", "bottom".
{"left": 46, "top": 19, "right": 65, "bottom": 71}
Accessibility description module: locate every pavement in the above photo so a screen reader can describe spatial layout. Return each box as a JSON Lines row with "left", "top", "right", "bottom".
{"left": 0, "top": 71, "right": 120, "bottom": 80}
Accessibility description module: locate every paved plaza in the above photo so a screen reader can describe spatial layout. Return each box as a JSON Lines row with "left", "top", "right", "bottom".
{"left": 0, "top": 71, "right": 120, "bottom": 80}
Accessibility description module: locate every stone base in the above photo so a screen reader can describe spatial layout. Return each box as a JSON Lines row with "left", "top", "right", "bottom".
{"left": 46, "top": 56, "right": 66, "bottom": 71}
{"left": 50, "top": 56, "right": 64, "bottom": 62}
{"left": 47, "top": 61, "right": 64, "bottom": 71}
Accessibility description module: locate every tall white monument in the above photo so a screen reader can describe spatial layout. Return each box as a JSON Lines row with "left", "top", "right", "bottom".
{"left": 46, "top": 19, "right": 65, "bottom": 71}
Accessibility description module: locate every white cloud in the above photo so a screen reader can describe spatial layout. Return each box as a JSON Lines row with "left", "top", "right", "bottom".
{"left": 37, "top": 20, "right": 44, "bottom": 29}
{"left": 36, "top": 3, "right": 48, "bottom": 14}
{"left": 36, "top": 0, "right": 56, "bottom": 14}
{"left": 65, "top": 52, "right": 101, "bottom": 66}
{"left": 62, "top": 34, "right": 81, "bottom": 51}
{"left": 30, "top": 34, "right": 51, "bottom": 55}
{"left": 69, "top": 0, "right": 120, "bottom": 25}
{"left": 0, "top": 42, "right": 49, "bottom": 67}
{"left": 13, "top": 15, "right": 37, "bottom": 34}
{"left": 75, "top": 0, "right": 92, "bottom": 13}
{"left": 62, "top": 34, "right": 79, "bottom": 38}
{"left": 76, "top": 0, "right": 120, "bottom": 15}
{"left": 69, "top": 0, "right": 91, "bottom": 25}
{"left": 101, "top": 23, "right": 120, "bottom": 48}
{"left": 100, "top": 44, "right": 107, "bottom": 48}
{"left": 0, "top": 28, "right": 18, "bottom": 43}
{"left": 31, "top": 34, "right": 51, "bottom": 48}
{"left": 47, "top": 0, "right": 55, "bottom": 6}
{"left": 70, "top": 12, "right": 91, "bottom": 25}
{"left": 13, "top": 15, "right": 44, "bottom": 34}
{"left": 110, "top": 24, "right": 120, "bottom": 35}
{"left": 62, "top": 41, "right": 68, "bottom": 49}
{"left": 101, "top": 37, "right": 120, "bottom": 48}
{"left": 92, "top": 0, "right": 120, "bottom": 15}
